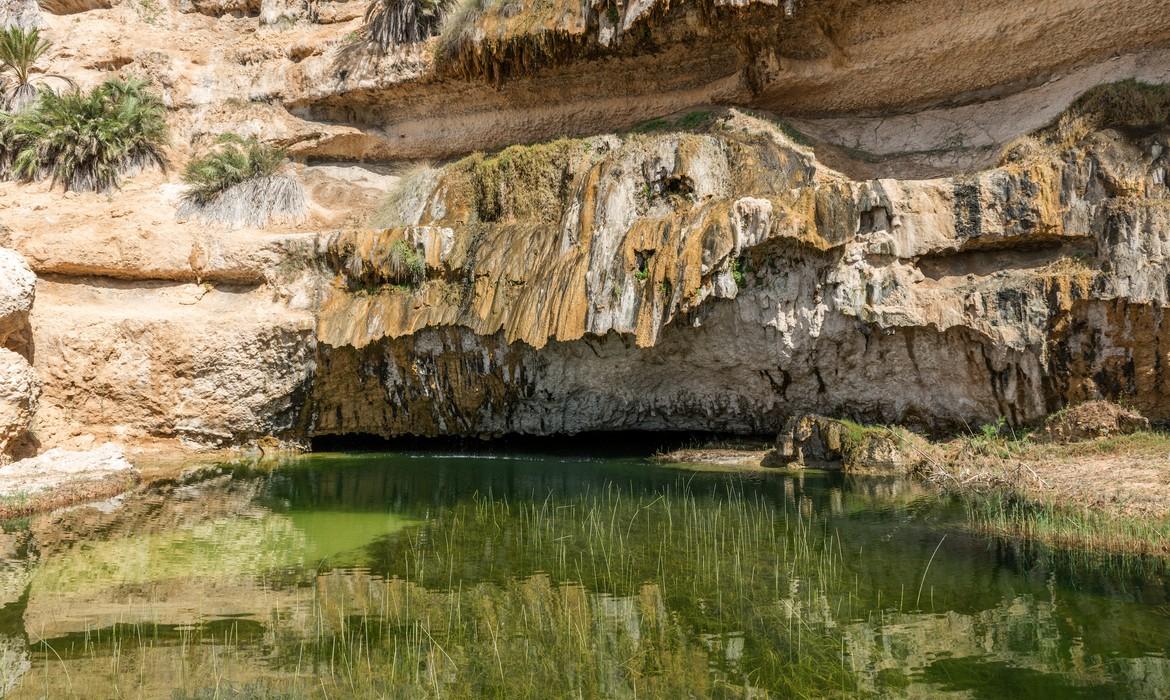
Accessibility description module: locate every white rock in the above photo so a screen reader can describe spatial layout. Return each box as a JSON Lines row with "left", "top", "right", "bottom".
{"left": 0, "top": 443, "right": 135, "bottom": 496}
{"left": 0, "top": 0, "right": 40, "bottom": 29}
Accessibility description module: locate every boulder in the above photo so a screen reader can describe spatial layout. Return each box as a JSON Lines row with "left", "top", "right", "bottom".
{"left": 0, "top": 247, "right": 35, "bottom": 354}
{"left": 763, "top": 413, "right": 920, "bottom": 472}
{"left": 767, "top": 414, "right": 847, "bottom": 468}
{"left": 0, "top": 349, "right": 37, "bottom": 462}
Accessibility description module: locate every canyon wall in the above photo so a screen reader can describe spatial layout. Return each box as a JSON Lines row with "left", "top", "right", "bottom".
{"left": 310, "top": 111, "right": 1170, "bottom": 437}
{"left": 0, "top": 0, "right": 1168, "bottom": 451}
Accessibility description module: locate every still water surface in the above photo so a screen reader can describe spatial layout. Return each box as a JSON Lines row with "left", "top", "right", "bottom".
{"left": 0, "top": 451, "right": 1168, "bottom": 698}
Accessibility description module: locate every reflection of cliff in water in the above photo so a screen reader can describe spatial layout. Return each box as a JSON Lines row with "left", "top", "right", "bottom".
{"left": 0, "top": 455, "right": 1165, "bottom": 697}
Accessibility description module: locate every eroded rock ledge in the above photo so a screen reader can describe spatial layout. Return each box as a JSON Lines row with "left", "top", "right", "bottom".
{"left": 307, "top": 107, "right": 1170, "bottom": 439}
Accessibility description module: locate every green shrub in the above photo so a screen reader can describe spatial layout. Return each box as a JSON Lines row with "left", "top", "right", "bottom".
{"left": 365, "top": 0, "right": 454, "bottom": 50}
{"left": 730, "top": 257, "right": 745, "bottom": 286}
{"left": 632, "top": 110, "right": 714, "bottom": 134}
{"left": 0, "top": 78, "right": 168, "bottom": 192}
{"left": 386, "top": 240, "right": 426, "bottom": 286}
{"left": 1068, "top": 80, "right": 1170, "bottom": 133}
{"left": 182, "top": 133, "right": 288, "bottom": 204}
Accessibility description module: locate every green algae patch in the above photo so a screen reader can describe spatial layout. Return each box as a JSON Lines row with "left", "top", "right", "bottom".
{"left": 448, "top": 138, "right": 592, "bottom": 224}
{"left": 287, "top": 510, "right": 416, "bottom": 564}
{"left": 29, "top": 511, "right": 417, "bottom": 595}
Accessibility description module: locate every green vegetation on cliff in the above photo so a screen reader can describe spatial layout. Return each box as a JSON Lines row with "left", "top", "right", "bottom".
{"left": 0, "top": 78, "right": 167, "bottom": 192}
{"left": 1065, "top": 79, "right": 1170, "bottom": 136}
{"left": 1006, "top": 80, "right": 1170, "bottom": 160}
{"left": 181, "top": 133, "right": 288, "bottom": 204}
{"left": 178, "top": 133, "right": 305, "bottom": 228}
{"left": 453, "top": 138, "right": 587, "bottom": 223}
{"left": 0, "top": 27, "right": 67, "bottom": 112}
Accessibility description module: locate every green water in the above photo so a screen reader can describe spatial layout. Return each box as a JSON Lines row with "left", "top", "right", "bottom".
{"left": 0, "top": 451, "right": 1168, "bottom": 698}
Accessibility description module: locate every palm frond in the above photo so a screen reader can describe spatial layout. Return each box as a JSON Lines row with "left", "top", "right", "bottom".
{"left": 364, "top": 0, "right": 454, "bottom": 49}
{"left": 0, "top": 27, "right": 50, "bottom": 85}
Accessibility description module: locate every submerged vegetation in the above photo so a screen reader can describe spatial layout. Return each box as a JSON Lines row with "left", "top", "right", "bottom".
{"left": 0, "top": 78, "right": 168, "bottom": 192}
{"left": 7, "top": 454, "right": 1170, "bottom": 697}
{"left": 179, "top": 133, "right": 305, "bottom": 228}
{"left": 967, "top": 491, "right": 1170, "bottom": 558}
{"left": 19, "top": 479, "right": 867, "bottom": 698}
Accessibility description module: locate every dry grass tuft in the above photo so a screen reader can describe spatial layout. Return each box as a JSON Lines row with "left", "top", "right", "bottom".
{"left": 178, "top": 173, "right": 307, "bottom": 229}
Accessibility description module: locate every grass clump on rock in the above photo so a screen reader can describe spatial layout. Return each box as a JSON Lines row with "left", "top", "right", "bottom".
{"left": 179, "top": 133, "right": 306, "bottom": 229}
{"left": 1005, "top": 80, "right": 1170, "bottom": 161}
{"left": 453, "top": 138, "right": 585, "bottom": 224}
{"left": 0, "top": 78, "right": 167, "bottom": 192}
{"left": 385, "top": 239, "right": 426, "bottom": 286}
{"left": 1065, "top": 80, "right": 1170, "bottom": 135}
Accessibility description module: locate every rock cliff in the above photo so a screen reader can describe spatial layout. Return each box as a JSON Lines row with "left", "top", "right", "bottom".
{"left": 0, "top": 0, "right": 1167, "bottom": 451}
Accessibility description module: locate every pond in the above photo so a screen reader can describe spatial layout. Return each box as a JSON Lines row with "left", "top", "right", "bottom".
{"left": 0, "top": 450, "right": 1167, "bottom": 698}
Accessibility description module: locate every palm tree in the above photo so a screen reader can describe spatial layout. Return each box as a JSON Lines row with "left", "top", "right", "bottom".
{"left": 5, "top": 78, "right": 168, "bottom": 191}
{"left": 0, "top": 27, "right": 71, "bottom": 112}
{"left": 364, "top": 0, "right": 454, "bottom": 50}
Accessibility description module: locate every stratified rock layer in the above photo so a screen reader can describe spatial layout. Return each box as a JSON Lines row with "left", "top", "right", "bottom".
{"left": 310, "top": 110, "right": 1170, "bottom": 438}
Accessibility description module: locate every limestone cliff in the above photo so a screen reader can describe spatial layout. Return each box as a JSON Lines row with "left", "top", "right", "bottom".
{"left": 309, "top": 107, "right": 1170, "bottom": 437}
{"left": 0, "top": 0, "right": 1167, "bottom": 450}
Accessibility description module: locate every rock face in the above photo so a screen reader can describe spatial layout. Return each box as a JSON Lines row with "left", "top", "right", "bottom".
{"left": 309, "top": 106, "right": 1170, "bottom": 440}
{"left": 0, "top": 0, "right": 40, "bottom": 28}
{"left": 0, "top": 247, "right": 36, "bottom": 357}
{"left": 30, "top": 277, "right": 317, "bottom": 448}
{"left": 0, "top": 0, "right": 1169, "bottom": 453}
{"left": 0, "top": 349, "right": 38, "bottom": 461}
{"left": 0, "top": 249, "right": 38, "bottom": 462}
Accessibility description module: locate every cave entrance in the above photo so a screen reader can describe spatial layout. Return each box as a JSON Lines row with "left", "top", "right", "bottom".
{"left": 309, "top": 431, "right": 770, "bottom": 458}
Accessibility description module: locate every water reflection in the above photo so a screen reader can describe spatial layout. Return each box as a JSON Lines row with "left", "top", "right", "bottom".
{"left": 0, "top": 452, "right": 1163, "bottom": 698}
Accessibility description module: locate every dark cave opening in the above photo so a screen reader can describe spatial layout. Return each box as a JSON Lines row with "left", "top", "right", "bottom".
{"left": 309, "top": 431, "right": 771, "bottom": 458}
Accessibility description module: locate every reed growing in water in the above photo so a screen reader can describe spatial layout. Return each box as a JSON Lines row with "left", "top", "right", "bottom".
{"left": 22, "top": 482, "right": 868, "bottom": 698}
